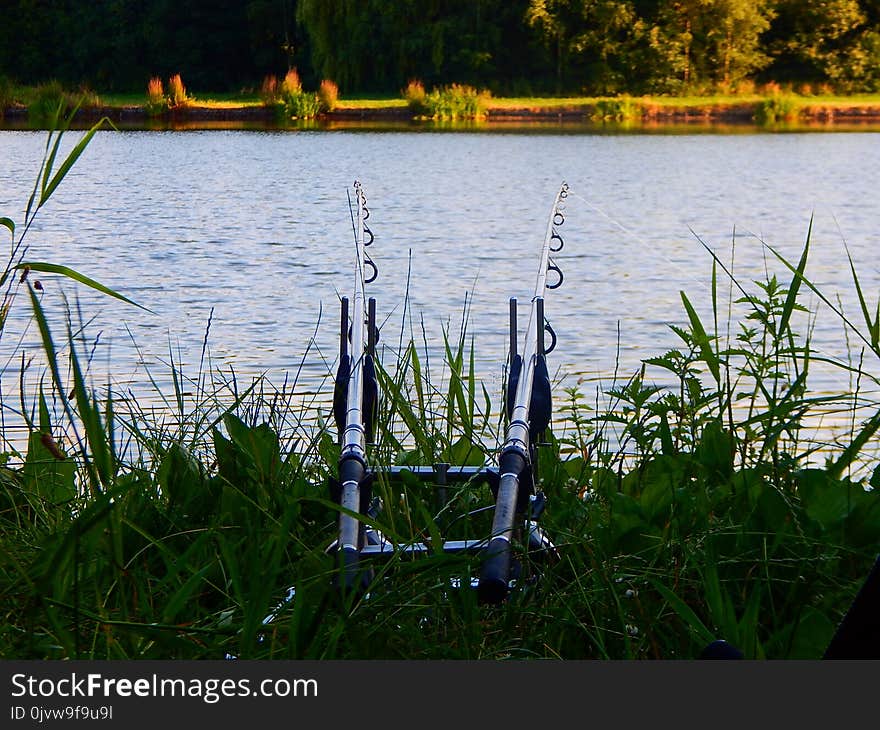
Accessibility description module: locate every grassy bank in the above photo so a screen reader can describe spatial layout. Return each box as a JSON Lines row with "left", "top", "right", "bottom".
{"left": 4, "top": 78, "right": 880, "bottom": 127}
{"left": 2, "top": 113, "right": 880, "bottom": 660}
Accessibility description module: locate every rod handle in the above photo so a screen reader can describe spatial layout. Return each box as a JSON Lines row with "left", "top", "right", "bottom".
{"left": 478, "top": 537, "right": 512, "bottom": 604}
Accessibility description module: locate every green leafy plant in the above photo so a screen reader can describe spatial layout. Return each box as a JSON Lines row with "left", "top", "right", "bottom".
{"left": 279, "top": 69, "right": 320, "bottom": 119}
{"left": 592, "top": 96, "right": 642, "bottom": 123}
{"left": 422, "top": 84, "right": 491, "bottom": 121}
{"left": 755, "top": 93, "right": 800, "bottom": 124}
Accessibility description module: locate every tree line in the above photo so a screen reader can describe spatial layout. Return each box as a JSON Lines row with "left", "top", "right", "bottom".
{"left": 2, "top": 1, "right": 879, "bottom": 96}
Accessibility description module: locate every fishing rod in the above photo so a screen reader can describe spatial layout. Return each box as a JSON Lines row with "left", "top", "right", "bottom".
{"left": 478, "top": 182, "right": 568, "bottom": 604}
{"left": 330, "top": 179, "right": 380, "bottom": 593}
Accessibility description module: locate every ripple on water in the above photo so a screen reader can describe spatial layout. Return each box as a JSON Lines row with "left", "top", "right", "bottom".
{"left": 0, "top": 129, "right": 878, "bottom": 461}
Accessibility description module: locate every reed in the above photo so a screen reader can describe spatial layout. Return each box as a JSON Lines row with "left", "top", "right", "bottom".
{"left": 0, "top": 75, "right": 16, "bottom": 115}
{"left": 755, "top": 93, "right": 800, "bottom": 124}
{"left": 317, "top": 79, "right": 339, "bottom": 112}
{"left": 26, "top": 80, "right": 72, "bottom": 122}
{"left": 279, "top": 68, "right": 320, "bottom": 119}
{"left": 260, "top": 74, "right": 280, "bottom": 107}
{"left": 145, "top": 76, "right": 166, "bottom": 116}
{"left": 591, "top": 95, "right": 642, "bottom": 123}
{"left": 167, "top": 73, "right": 189, "bottom": 109}
{"left": 423, "top": 83, "right": 491, "bottom": 121}
{"left": 403, "top": 79, "right": 428, "bottom": 116}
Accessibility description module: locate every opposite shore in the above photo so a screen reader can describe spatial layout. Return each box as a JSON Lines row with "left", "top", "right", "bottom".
{"left": 5, "top": 94, "right": 880, "bottom": 129}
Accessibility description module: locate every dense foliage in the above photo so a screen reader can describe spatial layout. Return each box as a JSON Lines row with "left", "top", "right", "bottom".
{"left": 1, "top": 1, "right": 880, "bottom": 95}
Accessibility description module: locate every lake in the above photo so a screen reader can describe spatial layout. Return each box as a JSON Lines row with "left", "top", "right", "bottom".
{"left": 1, "top": 126, "right": 879, "bottom": 453}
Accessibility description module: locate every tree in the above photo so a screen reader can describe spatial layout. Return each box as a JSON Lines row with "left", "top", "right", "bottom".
{"left": 647, "top": 0, "right": 774, "bottom": 93}
{"left": 766, "top": 0, "right": 875, "bottom": 90}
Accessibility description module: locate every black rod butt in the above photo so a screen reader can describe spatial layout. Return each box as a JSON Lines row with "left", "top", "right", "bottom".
{"left": 478, "top": 537, "right": 512, "bottom": 605}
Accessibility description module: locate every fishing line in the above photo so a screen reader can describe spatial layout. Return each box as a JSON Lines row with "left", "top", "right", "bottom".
{"left": 566, "top": 187, "right": 714, "bottom": 296}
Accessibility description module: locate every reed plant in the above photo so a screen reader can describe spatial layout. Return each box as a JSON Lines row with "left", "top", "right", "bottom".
{"left": 0, "top": 75, "right": 16, "bottom": 115}
{"left": 755, "top": 93, "right": 800, "bottom": 124}
{"left": 591, "top": 95, "right": 642, "bottom": 123}
{"left": 2, "top": 121, "right": 880, "bottom": 660}
{"left": 317, "top": 79, "right": 339, "bottom": 112}
{"left": 166, "top": 73, "right": 189, "bottom": 109}
{"left": 260, "top": 74, "right": 280, "bottom": 107}
{"left": 422, "top": 83, "right": 491, "bottom": 121}
{"left": 403, "top": 79, "right": 428, "bottom": 116}
{"left": 26, "top": 80, "right": 74, "bottom": 122}
{"left": 145, "top": 77, "right": 167, "bottom": 116}
{"left": 279, "top": 69, "right": 320, "bottom": 119}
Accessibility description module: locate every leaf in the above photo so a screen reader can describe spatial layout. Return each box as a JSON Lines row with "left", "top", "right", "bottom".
{"left": 0, "top": 217, "right": 14, "bottom": 235}
{"left": 23, "top": 431, "right": 76, "bottom": 504}
{"left": 15, "top": 261, "right": 153, "bottom": 312}
{"left": 797, "top": 469, "right": 854, "bottom": 532}
{"left": 695, "top": 420, "right": 734, "bottom": 481}
{"left": 827, "top": 409, "right": 880, "bottom": 481}
{"left": 680, "top": 291, "right": 720, "bottom": 382}
{"left": 649, "top": 579, "right": 716, "bottom": 648}
{"left": 843, "top": 239, "right": 879, "bottom": 351}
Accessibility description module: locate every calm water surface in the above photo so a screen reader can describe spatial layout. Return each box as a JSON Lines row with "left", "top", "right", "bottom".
{"left": 1, "top": 128, "right": 878, "bottom": 447}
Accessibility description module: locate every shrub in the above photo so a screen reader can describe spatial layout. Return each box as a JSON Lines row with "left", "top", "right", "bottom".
{"left": 77, "top": 85, "right": 102, "bottom": 109}
{"left": 167, "top": 73, "right": 189, "bottom": 109}
{"left": 283, "top": 91, "right": 320, "bottom": 119}
{"left": 28, "top": 80, "right": 72, "bottom": 121}
{"left": 733, "top": 79, "right": 756, "bottom": 96}
{"left": 404, "top": 79, "right": 428, "bottom": 116}
{"left": 591, "top": 95, "right": 642, "bottom": 123}
{"left": 279, "top": 68, "right": 320, "bottom": 119}
{"left": 420, "top": 83, "right": 491, "bottom": 121}
{"left": 281, "top": 69, "right": 302, "bottom": 97}
{"left": 317, "top": 79, "right": 339, "bottom": 112}
{"left": 145, "top": 77, "right": 166, "bottom": 116}
{"left": 0, "top": 76, "right": 14, "bottom": 116}
{"left": 260, "top": 75, "right": 280, "bottom": 107}
{"left": 755, "top": 87, "right": 800, "bottom": 124}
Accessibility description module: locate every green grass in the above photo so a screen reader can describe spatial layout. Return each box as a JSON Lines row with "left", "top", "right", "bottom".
{"left": 2, "top": 117, "right": 880, "bottom": 660}
{"left": 7, "top": 82, "right": 880, "bottom": 116}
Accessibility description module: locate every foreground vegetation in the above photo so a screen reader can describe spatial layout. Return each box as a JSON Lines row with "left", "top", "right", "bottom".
{"left": 2, "top": 113, "right": 880, "bottom": 660}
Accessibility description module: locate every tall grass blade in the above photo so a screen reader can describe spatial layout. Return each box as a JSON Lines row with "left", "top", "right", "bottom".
{"left": 66, "top": 318, "right": 113, "bottom": 491}
{"left": 844, "top": 244, "right": 880, "bottom": 352}
{"left": 763, "top": 240, "right": 873, "bottom": 354}
{"left": 778, "top": 220, "right": 811, "bottom": 338}
{"left": 39, "top": 103, "right": 69, "bottom": 206}
{"left": 649, "top": 579, "right": 716, "bottom": 648}
{"left": 680, "top": 291, "right": 720, "bottom": 382}
{"left": 27, "top": 286, "right": 69, "bottom": 415}
{"left": 40, "top": 110, "right": 111, "bottom": 207}
{"left": 827, "top": 409, "right": 880, "bottom": 481}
